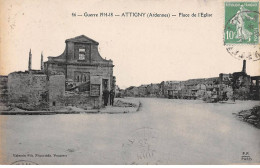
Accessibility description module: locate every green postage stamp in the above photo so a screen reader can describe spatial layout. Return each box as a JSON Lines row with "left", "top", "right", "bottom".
{"left": 225, "top": 1, "right": 259, "bottom": 44}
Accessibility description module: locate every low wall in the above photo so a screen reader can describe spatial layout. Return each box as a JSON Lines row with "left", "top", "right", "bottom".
{"left": 8, "top": 73, "right": 48, "bottom": 110}
{"left": 60, "top": 92, "right": 101, "bottom": 109}
{"left": 7, "top": 72, "right": 66, "bottom": 111}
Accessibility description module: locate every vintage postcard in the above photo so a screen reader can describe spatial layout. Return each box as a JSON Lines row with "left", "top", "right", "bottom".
{"left": 0, "top": 0, "right": 259, "bottom": 165}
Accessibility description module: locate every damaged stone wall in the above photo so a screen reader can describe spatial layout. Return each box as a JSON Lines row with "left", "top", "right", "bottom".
{"left": 8, "top": 72, "right": 66, "bottom": 111}
{"left": 46, "top": 63, "right": 66, "bottom": 76}
{"left": 66, "top": 65, "right": 113, "bottom": 83}
{"left": 60, "top": 91, "right": 101, "bottom": 109}
{"left": 232, "top": 73, "right": 251, "bottom": 100}
{"left": 8, "top": 72, "right": 48, "bottom": 110}
{"left": 48, "top": 75, "right": 65, "bottom": 109}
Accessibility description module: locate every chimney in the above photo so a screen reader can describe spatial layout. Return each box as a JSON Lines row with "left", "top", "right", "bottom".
{"left": 41, "top": 52, "right": 44, "bottom": 71}
{"left": 28, "top": 49, "right": 32, "bottom": 71}
{"left": 242, "top": 59, "right": 246, "bottom": 73}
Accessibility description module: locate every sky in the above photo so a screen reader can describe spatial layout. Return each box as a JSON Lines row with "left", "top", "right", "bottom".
{"left": 0, "top": 0, "right": 259, "bottom": 89}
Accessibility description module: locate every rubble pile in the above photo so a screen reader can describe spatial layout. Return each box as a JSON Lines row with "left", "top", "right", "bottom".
{"left": 10, "top": 102, "right": 49, "bottom": 111}
{"left": 235, "top": 106, "right": 260, "bottom": 128}
{"left": 113, "top": 100, "right": 137, "bottom": 108}
{"left": 0, "top": 103, "right": 11, "bottom": 111}
{"left": 55, "top": 106, "right": 85, "bottom": 112}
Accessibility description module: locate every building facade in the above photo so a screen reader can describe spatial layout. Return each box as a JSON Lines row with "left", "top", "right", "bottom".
{"left": 44, "top": 35, "right": 115, "bottom": 107}
{"left": 44, "top": 35, "right": 114, "bottom": 93}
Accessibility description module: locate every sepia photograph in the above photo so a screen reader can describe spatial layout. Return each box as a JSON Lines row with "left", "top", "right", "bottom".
{"left": 0, "top": 0, "right": 259, "bottom": 165}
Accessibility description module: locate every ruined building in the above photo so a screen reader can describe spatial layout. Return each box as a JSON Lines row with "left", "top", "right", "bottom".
{"left": 8, "top": 49, "right": 65, "bottom": 110}
{"left": 7, "top": 35, "right": 115, "bottom": 110}
{"left": 124, "top": 60, "right": 260, "bottom": 100}
{"left": 44, "top": 35, "right": 115, "bottom": 108}
{"left": 44, "top": 35, "right": 114, "bottom": 90}
{"left": 219, "top": 60, "right": 251, "bottom": 99}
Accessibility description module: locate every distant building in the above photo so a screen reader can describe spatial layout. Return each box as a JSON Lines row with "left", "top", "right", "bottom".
{"left": 138, "top": 85, "right": 148, "bottom": 97}
{"left": 146, "top": 83, "right": 160, "bottom": 97}
{"left": 121, "top": 60, "right": 259, "bottom": 100}
{"left": 229, "top": 60, "right": 251, "bottom": 100}
{"left": 115, "top": 85, "right": 121, "bottom": 97}
{"left": 250, "top": 76, "right": 260, "bottom": 100}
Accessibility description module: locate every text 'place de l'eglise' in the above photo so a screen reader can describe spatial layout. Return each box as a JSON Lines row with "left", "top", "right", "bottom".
{"left": 0, "top": 35, "right": 259, "bottom": 111}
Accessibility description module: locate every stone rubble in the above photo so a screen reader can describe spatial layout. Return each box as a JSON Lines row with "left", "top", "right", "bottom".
{"left": 0, "top": 98, "right": 140, "bottom": 115}
{"left": 113, "top": 99, "right": 138, "bottom": 108}
{"left": 234, "top": 106, "right": 260, "bottom": 128}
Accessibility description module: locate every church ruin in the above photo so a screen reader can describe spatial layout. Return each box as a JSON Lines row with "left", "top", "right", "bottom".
{"left": 6, "top": 35, "right": 115, "bottom": 110}
{"left": 44, "top": 35, "right": 115, "bottom": 94}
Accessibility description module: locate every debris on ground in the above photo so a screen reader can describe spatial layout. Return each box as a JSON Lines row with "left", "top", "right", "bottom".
{"left": 113, "top": 100, "right": 138, "bottom": 108}
{"left": 55, "top": 106, "right": 86, "bottom": 112}
{"left": 0, "top": 104, "right": 27, "bottom": 112}
{"left": 234, "top": 106, "right": 260, "bottom": 128}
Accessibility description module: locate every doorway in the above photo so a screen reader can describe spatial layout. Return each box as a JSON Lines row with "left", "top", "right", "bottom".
{"left": 102, "top": 79, "right": 108, "bottom": 91}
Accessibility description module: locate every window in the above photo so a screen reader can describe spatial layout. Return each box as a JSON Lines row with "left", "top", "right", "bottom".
{"left": 82, "top": 73, "right": 90, "bottom": 83}
{"left": 79, "top": 48, "right": 85, "bottom": 52}
{"left": 252, "top": 80, "right": 256, "bottom": 86}
{"left": 79, "top": 53, "right": 85, "bottom": 60}
{"left": 79, "top": 48, "right": 85, "bottom": 60}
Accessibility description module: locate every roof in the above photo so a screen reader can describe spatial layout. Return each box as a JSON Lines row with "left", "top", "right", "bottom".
{"left": 65, "top": 35, "right": 99, "bottom": 45}
{"left": 251, "top": 76, "right": 260, "bottom": 79}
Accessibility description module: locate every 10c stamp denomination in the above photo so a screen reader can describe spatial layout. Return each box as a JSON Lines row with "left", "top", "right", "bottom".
{"left": 225, "top": 2, "right": 259, "bottom": 44}
{"left": 224, "top": 1, "right": 260, "bottom": 61}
